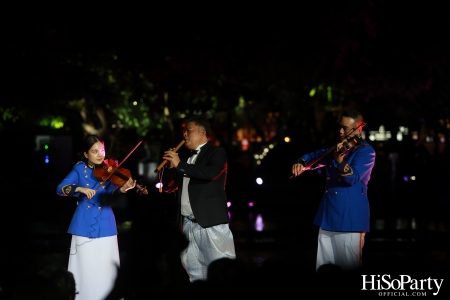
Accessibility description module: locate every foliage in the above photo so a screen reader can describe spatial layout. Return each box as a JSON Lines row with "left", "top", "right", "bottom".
{"left": 2, "top": 2, "right": 450, "bottom": 148}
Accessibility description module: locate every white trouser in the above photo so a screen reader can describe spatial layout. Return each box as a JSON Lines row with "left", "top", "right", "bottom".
{"left": 316, "top": 228, "right": 365, "bottom": 272}
{"left": 180, "top": 217, "right": 236, "bottom": 282}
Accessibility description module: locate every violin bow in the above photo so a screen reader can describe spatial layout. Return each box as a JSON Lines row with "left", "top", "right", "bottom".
{"left": 289, "top": 122, "right": 367, "bottom": 179}
{"left": 343, "top": 122, "right": 367, "bottom": 141}
{"left": 95, "top": 140, "right": 143, "bottom": 190}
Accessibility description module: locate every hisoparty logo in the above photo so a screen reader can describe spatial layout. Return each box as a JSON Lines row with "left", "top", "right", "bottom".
{"left": 361, "top": 274, "right": 444, "bottom": 296}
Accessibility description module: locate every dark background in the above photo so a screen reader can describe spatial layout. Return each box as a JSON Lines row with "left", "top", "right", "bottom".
{"left": 1, "top": 1, "right": 450, "bottom": 298}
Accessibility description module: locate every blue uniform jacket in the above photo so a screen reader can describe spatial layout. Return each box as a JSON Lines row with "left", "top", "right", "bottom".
{"left": 298, "top": 139, "right": 375, "bottom": 232}
{"left": 56, "top": 161, "right": 120, "bottom": 238}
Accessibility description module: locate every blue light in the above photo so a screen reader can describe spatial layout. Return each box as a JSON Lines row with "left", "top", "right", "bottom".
{"left": 45, "top": 155, "right": 49, "bottom": 164}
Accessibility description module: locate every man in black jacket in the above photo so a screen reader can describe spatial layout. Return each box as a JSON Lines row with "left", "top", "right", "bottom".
{"left": 162, "top": 115, "right": 236, "bottom": 282}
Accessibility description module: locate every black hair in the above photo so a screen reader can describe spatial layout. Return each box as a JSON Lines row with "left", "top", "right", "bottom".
{"left": 342, "top": 109, "right": 364, "bottom": 128}
{"left": 79, "top": 134, "right": 104, "bottom": 162}
{"left": 184, "top": 115, "right": 211, "bottom": 138}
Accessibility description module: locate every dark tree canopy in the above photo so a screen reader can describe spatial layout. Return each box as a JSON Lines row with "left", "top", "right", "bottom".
{"left": 2, "top": 1, "right": 449, "bottom": 149}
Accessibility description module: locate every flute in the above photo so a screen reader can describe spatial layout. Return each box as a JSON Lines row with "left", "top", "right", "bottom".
{"left": 154, "top": 140, "right": 186, "bottom": 173}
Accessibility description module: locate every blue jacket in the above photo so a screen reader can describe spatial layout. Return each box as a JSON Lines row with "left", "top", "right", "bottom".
{"left": 56, "top": 161, "right": 120, "bottom": 238}
{"left": 298, "top": 139, "right": 375, "bottom": 232}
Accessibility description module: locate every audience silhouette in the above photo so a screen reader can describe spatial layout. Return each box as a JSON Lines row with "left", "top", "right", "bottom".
{"left": 104, "top": 210, "right": 190, "bottom": 299}
{"left": 10, "top": 265, "right": 76, "bottom": 300}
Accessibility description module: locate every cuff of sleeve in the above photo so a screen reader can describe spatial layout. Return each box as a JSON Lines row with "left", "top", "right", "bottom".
{"left": 338, "top": 159, "right": 353, "bottom": 176}
{"left": 115, "top": 187, "right": 125, "bottom": 194}
{"left": 176, "top": 161, "right": 188, "bottom": 173}
{"left": 61, "top": 185, "right": 76, "bottom": 196}
{"left": 295, "top": 158, "right": 306, "bottom": 166}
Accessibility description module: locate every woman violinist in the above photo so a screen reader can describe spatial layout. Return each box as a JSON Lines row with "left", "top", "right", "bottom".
{"left": 56, "top": 134, "right": 136, "bottom": 300}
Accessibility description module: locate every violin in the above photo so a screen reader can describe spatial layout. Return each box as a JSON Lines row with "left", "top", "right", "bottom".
{"left": 337, "top": 135, "right": 361, "bottom": 155}
{"left": 290, "top": 123, "right": 367, "bottom": 179}
{"left": 94, "top": 158, "right": 148, "bottom": 195}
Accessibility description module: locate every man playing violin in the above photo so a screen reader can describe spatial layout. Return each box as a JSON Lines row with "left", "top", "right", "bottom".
{"left": 292, "top": 109, "right": 376, "bottom": 273}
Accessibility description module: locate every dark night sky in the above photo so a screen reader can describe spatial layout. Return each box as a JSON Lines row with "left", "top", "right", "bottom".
{"left": 2, "top": 2, "right": 449, "bottom": 184}
{"left": 1, "top": 4, "right": 450, "bottom": 295}
{"left": 5, "top": 1, "right": 449, "bottom": 96}
{"left": 3, "top": 1, "right": 450, "bottom": 139}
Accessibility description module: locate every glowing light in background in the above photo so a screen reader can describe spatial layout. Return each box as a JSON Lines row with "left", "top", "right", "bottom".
{"left": 361, "top": 131, "right": 366, "bottom": 140}
{"left": 108, "top": 74, "right": 116, "bottom": 83}
{"left": 155, "top": 182, "right": 163, "bottom": 189}
{"left": 410, "top": 176, "right": 416, "bottom": 181}
{"left": 51, "top": 118, "right": 64, "bottom": 129}
{"left": 395, "top": 218, "right": 408, "bottom": 230}
{"left": 403, "top": 176, "right": 409, "bottom": 183}
{"left": 45, "top": 155, "right": 49, "bottom": 164}
{"left": 252, "top": 142, "right": 277, "bottom": 164}
{"left": 284, "top": 137, "right": 291, "bottom": 142}
{"left": 241, "top": 138, "right": 249, "bottom": 151}
{"left": 138, "top": 161, "right": 158, "bottom": 183}
{"left": 255, "top": 214, "right": 264, "bottom": 231}
{"left": 39, "top": 117, "right": 64, "bottom": 129}
{"left": 111, "top": 120, "right": 124, "bottom": 129}
{"left": 248, "top": 202, "right": 254, "bottom": 207}
{"left": 117, "top": 221, "right": 132, "bottom": 232}
{"left": 256, "top": 178, "right": 263, "bottom": 185}
{"left": 227, "top": 202, "right": 231, "bottom": 208}
{"left": 396, "top": 126, "right": 408, "bottom": 141}
{"left": 369, "top": 125, "right": 392, "bottom": 141}
{"left": 373, "top": 219, "right": 385, "bottom": 230}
